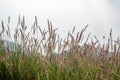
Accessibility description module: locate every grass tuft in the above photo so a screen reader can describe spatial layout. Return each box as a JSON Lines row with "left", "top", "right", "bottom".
{"left": 0, "top": 16, "right": 120, "bottom": 80}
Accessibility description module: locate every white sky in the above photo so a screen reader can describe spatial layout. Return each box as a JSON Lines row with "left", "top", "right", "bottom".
{"left": 0, "top": 0, "right": 120, "bottom": 42}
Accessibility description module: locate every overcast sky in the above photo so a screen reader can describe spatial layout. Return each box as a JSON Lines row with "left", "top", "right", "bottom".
{"left": 0, "top": 0, "right": 120, "bottom": 42}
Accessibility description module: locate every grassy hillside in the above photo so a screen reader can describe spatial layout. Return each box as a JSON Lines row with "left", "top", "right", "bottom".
{"left": 0, "top": 16, "right": 120, "bottom": 80}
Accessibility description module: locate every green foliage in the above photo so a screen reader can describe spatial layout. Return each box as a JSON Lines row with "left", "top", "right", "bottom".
{"left": 0, "top": 16, "right": 120, "bottom": 80}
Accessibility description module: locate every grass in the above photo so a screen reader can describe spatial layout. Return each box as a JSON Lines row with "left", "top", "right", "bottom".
{"left": 0, "top": 16, "right": 120, "bottom": 80}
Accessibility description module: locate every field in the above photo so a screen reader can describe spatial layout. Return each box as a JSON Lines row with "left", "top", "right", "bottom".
{"left": 0, "top": 16, "right": 120, "bottom": 80}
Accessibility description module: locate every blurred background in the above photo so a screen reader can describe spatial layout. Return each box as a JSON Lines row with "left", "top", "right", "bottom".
{"left": 0, "top": 0, "right": 120, "bottom": 43}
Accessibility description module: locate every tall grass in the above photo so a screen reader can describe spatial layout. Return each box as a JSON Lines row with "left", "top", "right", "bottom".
{"left": 0, "top": 16, "right": 120, "bottom": 80}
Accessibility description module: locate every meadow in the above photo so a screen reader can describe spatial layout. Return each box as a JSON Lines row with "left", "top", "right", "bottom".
{"left": 0, "top": 16, "right": 120, "bottom": 80}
